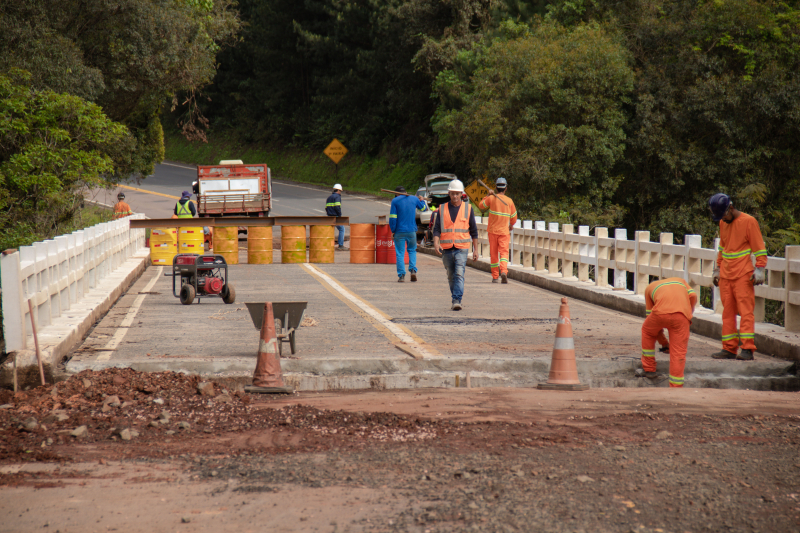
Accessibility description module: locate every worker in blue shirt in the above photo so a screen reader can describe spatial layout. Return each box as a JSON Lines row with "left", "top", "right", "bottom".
{"left": 325, "top": 184, "right": 347, "bottom": 250}
{"left": 389, "top": 186, "right": 428, "bottom": 282}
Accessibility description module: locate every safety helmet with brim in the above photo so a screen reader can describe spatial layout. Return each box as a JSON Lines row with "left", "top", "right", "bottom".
{"left": 708, "top": 193, "right": 731, "bottom": 222}
{"left": 447, "top": 179, "right": 465, "bottom": 193}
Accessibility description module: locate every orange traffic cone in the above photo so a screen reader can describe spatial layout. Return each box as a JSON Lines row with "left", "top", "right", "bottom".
{"left": 538, "top": 298, "right": 589, "bottom": 391}
{"left": 245, "top": 302, "right": 293, "bottom": 394}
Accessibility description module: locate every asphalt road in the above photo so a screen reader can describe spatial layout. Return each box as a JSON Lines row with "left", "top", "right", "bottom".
{"left": 86, "top": 161, "right": 391, "bottom": 224}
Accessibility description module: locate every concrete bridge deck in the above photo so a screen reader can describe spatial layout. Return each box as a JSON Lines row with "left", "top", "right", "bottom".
{"left": 65, "top": 250, "right": 798, "bottom": 391}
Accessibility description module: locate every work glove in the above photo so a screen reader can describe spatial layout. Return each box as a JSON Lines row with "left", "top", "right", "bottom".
{"left": 751, "top": 266, "right": 766, "bottom": 286}
{"left": 712, "top": 268, "right": 720, "bottom": 287}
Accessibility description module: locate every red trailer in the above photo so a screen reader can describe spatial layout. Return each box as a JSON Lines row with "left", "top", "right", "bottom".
{"left": 195, "top": 161, "right": 272, "bottom": 218}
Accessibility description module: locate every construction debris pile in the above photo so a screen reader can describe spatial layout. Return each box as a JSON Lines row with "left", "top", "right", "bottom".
{"left": 0, "top": 368, "right": 444, "bottom": 463}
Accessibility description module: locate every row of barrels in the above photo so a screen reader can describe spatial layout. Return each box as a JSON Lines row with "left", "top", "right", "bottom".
{"left": 149, "top": 223, "right": 401, "bottom": 265}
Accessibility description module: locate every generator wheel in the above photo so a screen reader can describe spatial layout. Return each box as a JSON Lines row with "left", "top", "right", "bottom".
{"left": 222, "top": 283, "right": 236, "bottom": 304}
{"left": 179, "top": 284, "right": 195, "bottom": 305}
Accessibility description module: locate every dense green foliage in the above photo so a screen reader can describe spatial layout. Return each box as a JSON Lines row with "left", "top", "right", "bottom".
{"left": 199, "top": 0, "right": 800, "bottom": 253}
{"left": 1, "top": 0, "right": 240, "bottom": 177}
{"left": 0, "top": 71, "right": 130, "bottom": 250}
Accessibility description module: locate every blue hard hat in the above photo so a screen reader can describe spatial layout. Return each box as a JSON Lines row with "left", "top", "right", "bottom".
{"left": 496, "top": 177, "right": 508, "bottom": 188}
{"left": 181, "top": 190, "right": 192, "bottom": 198}
{"left": 708, "top": 193, "right": 731, "bottom": 222}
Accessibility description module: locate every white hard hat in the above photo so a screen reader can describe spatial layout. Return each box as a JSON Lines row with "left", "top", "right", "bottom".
{"left": 448, "top": 179, "right": 465, "bottom": 193}
{"left": 333, "top": 183, "right": 343, "bottom": 191}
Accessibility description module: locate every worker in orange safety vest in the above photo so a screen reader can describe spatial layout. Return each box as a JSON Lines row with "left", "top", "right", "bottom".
{"left": 641, "top": 277, "right": 697, "bottom": 387}
{"left": 708, "top": 193, "right": 767, "bottom": 361}
{"left": 477, "top": 177, "right": 517, "bottom": 284}
{"left": 112, "top": 192, "right": 133, "bottom": 219}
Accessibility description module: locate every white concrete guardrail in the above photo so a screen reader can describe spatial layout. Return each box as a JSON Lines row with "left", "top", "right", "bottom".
{"left": 1, "top": 214, "right": 149, "bottom": 382}
{"left": 467, "top": 218, "right": 800, "bottom": 359}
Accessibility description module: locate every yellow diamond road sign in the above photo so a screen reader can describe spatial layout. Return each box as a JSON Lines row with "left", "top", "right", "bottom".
{"left": 324, "top": 139, "right": 348, "bottom": 165}
{"left": 465, "top": 179, "right": 494, "bottom": 208}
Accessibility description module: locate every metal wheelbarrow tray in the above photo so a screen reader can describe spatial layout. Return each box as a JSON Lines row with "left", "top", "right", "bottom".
{"left": 245, "top": 302, "right": 308, "bottom": 355}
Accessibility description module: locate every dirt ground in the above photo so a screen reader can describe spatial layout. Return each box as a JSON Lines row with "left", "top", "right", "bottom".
{"left": 1, "top": 368, "right": 799, "bottom": 533}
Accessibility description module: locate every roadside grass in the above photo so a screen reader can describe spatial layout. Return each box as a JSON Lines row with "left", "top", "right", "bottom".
{"left": 163, "top": 130, "right": 430, "bottom": 198}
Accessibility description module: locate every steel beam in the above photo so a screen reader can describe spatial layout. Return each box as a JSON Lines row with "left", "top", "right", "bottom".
{"left": 129, "top": 216, "right": 349, "bottom": 229}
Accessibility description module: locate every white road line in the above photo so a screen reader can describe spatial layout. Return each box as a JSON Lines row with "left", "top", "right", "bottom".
{"left": 302, "top": 264, "right": 437, "bottom": 358}
{"left": 94, "top": 267, "right": 163, "bottom": 365}
{"left": 312, "top": 208, "right": 324, "bottom": 213}
{"left": 160, "top": 162, "right": 196, "bottom": 170}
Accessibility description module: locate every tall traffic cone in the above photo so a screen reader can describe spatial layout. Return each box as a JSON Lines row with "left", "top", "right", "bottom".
{"left": 245, "top": 302, "right": 293, "bottom": 394}
{"left": 538, "top": 298, "right": 589, "bottom": 391}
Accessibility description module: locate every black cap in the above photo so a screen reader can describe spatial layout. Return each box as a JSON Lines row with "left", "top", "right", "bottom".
{"left": 395, "top": 186, "right": 406, "bottom": 193}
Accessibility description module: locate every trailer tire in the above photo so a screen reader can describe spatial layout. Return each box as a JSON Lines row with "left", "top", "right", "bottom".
{"left": 180, "top": 284, "right": 195, "bottom": 305}
{"left": 222, "top": 283, "right": 236, "bottom": 304}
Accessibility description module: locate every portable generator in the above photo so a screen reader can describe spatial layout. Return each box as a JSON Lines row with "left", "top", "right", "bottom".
{"left": 168, "top": 253, "right": 236, "bottom": 305}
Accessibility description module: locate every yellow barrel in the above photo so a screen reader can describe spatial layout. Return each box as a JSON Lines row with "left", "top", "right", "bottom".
{"left": 213, "top": 226, "right": 239, "bottom": 265}
{"left": 178, "top": 226, "right": 204, "bottom": 255}
{"left": 247, "top": 226, "right": 273, "bottom": 264}
{"left": 150, "top": 228, "right": 177, "bottom": 265}
{"left": 309, "top": 225, "right": 334, "bottom": 263}
{"left": 350, "top": 223, "right": 375, "bottom": 264}
{"left": 281, "top": 225, "right": 307, "bottom": 263}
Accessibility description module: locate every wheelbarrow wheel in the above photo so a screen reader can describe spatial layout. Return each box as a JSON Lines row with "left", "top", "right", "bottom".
{"left": 179, "top": 284, "right": 195, "bottom": 305}
{"left": 290, "top": 330, "right": 297, "bottom": 354}
{"left": 222, "top": 283, "right": 236, "bottom": 304}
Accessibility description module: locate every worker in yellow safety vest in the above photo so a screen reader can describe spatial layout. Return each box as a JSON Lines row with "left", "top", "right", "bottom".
{"left": 174, "top": 191, "right": 197, "bottom": 218}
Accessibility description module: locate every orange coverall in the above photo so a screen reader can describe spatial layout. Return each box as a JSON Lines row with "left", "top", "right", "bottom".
{"left": 641, "top": 278, "right": 697, "bottom": 387}
{"left": 113, "top": 201, "right": 133, "bottom": 219}
{"left": 477, "top": 194, "right": 517, "bottom": 279}
{"left": 716, "top": 213, "right": 767, "bottom": 354}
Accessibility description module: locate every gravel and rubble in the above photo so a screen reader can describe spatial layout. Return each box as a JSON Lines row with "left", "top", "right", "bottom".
{"left": 1, "top": 368, "right": 799, "bottom": 532}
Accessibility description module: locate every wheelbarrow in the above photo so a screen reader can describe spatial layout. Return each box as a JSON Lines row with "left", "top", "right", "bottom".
{"left": 245, "top": 302, "right": 308, "bottom": 355}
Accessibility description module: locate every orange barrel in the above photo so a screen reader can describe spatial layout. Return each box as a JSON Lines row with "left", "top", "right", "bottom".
{"left": 350, "top": 223, "right": 376, "bottom": 264}
{"left": 178, "top": 226, "right": 205, "bottom": 255}
{"left": 150, "top": 228, "right": 177, "bottom": 265}
{"left": 309, "top": 225, "right": 334, "bottom": 263}
{"left": 247, "top": 226, "right": 273, "bottom": 264}
{"left": 213, "top": 226, "right": 239, "bottom": 265}
{"left": 281, "top": 225, "right": 307, "bottom": 263}
{"left": 375, "top": 224, "right": 409, "bottom": 264}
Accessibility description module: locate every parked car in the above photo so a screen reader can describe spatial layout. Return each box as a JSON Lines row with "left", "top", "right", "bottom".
{"left": 415, "top": 173, "right": 458, "bottom": 244}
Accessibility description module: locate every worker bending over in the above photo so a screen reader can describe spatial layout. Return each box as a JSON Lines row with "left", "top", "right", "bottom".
{"left": 708, "top": 193, "right": 767, "bottom": 361}
{"left": 478, "top": 177, "right": 517, "bottom": 283}
{"left": 113, "top": 192, "right": 133, "bottom": 219}
{"left": 641, "top": 277, "right": 697, "bottom": 387}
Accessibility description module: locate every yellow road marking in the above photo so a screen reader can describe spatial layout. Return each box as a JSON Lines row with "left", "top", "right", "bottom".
{"left": 117, "top": 184, "right": 181, "bottom": 200}
{"left": 301, "top": 264, "right": 440, "bottom": 359}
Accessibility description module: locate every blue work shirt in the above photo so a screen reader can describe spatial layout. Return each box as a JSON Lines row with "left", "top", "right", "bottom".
{"left": 325, "top": 192, "right": 342, "bottom": 216}
{"left": 389, "top": 195, "right": 427, "bottom": 234}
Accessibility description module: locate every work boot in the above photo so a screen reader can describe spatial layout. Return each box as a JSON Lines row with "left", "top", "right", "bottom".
{"left": 410, "top": 272, "right": 417, "bottom": 282}
{"left": 711, "top": 349, "right": 737, "bottom": 359}
{"left": 501, "top": 273, "right": 508, "bottom": 284}
{"left": 451, "top": 300, "right": 462, "bottom": 311}
{"left": 736, "top": 349, "right": 754, "bottom": 361}
{"left": 492, "top": 278, "right": 500, "bottom": 284}
{"left": 659, "top": 345, "right": 670, "bottom": 354}
{"left": 337, "top": 246, "right": 349, "bottom": 251}
{"left": 398, "top": 274, "right": 405, "bottom": 283}
{"left": 635, "top": 369, "right": 658, "bottom": 379}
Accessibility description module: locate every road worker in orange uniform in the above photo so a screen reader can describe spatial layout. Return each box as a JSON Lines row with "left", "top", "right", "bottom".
{"left": 708, "top": 193, "right": 767, "bottom": 361}
{"left": 641, "top": 277, "right": 697, "bottom": 387}
{"left": 477, "top": 177, "right": 517, "bottom": 284}
{"left": 112, "top": 192, "right": 133, "bottom": 219}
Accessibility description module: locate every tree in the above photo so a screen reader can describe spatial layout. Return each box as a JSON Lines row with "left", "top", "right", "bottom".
{"left": 432, "top": 20, "right": 634, "bottom": 226}
{"left": 0, "top": 70, "right": 133, "bottom": 250}
{"left": 0, "top": 0, "right": 241, "bottom": 176}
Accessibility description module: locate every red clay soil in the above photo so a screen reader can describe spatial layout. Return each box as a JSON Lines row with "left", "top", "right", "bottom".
{"left": 1, "top": 368, "right": 799, "bottom": 533}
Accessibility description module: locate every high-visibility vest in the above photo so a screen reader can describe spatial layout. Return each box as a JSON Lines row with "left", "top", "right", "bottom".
{"left": 176, "top": 200, "right": 193, "bottom": 218}
{"left": 439, "top": 202, "right": 472, "bottom": 250}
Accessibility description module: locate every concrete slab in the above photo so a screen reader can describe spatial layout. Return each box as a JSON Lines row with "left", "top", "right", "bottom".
{"left": 65, "top": 249, "right": 798, "bottom": 391}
